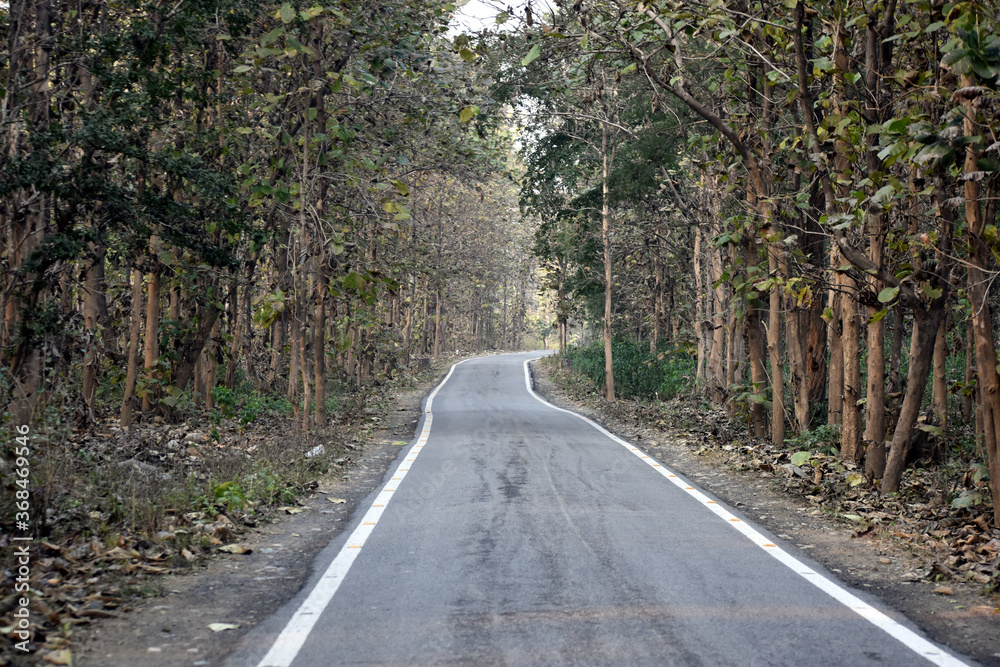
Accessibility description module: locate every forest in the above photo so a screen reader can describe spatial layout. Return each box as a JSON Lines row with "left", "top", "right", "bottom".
{"left": 503, "top": 0, "right": 1000, "bottom": 531}
{"left": 3, "top": 0, "right": 1000, "bottom": 659}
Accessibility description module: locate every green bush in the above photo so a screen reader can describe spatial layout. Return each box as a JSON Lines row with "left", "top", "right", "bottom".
{"left": 566, "top": 339, "right": 695, "bottom": 400}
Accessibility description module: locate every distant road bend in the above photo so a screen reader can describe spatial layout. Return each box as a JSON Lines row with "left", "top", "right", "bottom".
{"left": 227, "top": 352, "right": 972, "bottom": 667}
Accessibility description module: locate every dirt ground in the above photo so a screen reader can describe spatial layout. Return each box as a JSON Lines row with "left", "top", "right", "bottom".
{"left": 69, "top": 355, "right": 1000, "bottom": 667}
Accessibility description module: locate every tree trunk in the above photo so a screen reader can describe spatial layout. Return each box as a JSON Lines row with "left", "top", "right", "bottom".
{"left": 961, "top": 76, "right": 1000, "bottom": 526}
{"left": 601, "top": 122, "right": 615, "bottom": 402}
{"left": 888, "top": 310, "right": 904, "bottom": 395}
{"left": 709, "top": 224, "right": 727, "bottom": 403}
{"left": 827, "top": 267, "right": 844, "bottom": 427}
{"left": 82, "top": 244, "right": 106, "bottom": 416}
{"left": 433, "top": 287, "right": 443, "bottom": 358}
{"left": 744, "top": 238, "right": 767, "bottom": 437}
{"left": 120, "top": 269, "right": 144, "bottom": 427}
{"left": 142, "top": 270, "right": 161, "bottom": 414}
{"left": 841, "top": 282, "right": 862, "bottom": 463}
{"left": 767, "top": 245, "right": 785, "bottom": 446}
{"left": 694, "top": 225, "right": 707, "bottom": 383}
{"left": 314, "top": 264, "right": 328, "bottom": 428}
{"left": 932, "top": 315, "right": 948, "bottom": 429}
{"left": 882, "top": 309, "right": 943, "bottom": 492}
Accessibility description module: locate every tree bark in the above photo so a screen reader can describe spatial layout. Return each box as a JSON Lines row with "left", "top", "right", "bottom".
{"left": 82, "top": 243, "right": 106, "bottom": 416}
{"left": 841, "top": 281, "right": 862, "bottom": 463}
{"left": 882, "top": 308, "right": 943, "bottom": 492}
{"left": 601, "top": 122, "right": 615, "bottom": 402}
{"left": 142, "top": 270, "right": 161, "bottom": 414}
{"left": 314, "top": 263, "right": 328, "bottom": 428}
{"left": 961, "top": 77, "right": 1000, "bottom": 526}
{"left": 120, "top": 269, "right": 144, "bottom": 427}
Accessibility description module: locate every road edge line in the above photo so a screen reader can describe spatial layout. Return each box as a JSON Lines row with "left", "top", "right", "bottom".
{"left": 256, "top": 359, "right": 470, "bottom": 667}
{"left": 521, "top": 359, "right": 969, "bottom": 667}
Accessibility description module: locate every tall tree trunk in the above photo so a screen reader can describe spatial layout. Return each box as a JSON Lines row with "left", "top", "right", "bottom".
{"left": 142, "top": 270, "right": 161, "bottom": 414}
{"left": 864, "top": 225, "right": 887, "bottom": 479}
{"left": 601, "top": 122, "right": 615, "bottom": 401}
{"left": 433, "top": 287, "right": 443, "bottom": 358}
{"left": 709, "top": 224, "right": 727, "bottom": 403}
{"left": 744, "top": 237, "right": 767, "bottom": 437}
{"left": 82, "top": 244, "right": 106, "bottom": 416}
{"left": 882, "top": 308, "right": 943, "bottom": 492}
{"left": 888, "top": 311, "right": 904, "bottom": 395}
{"left": 314, "top": 263, "right": 328, "bottom": 428}
{"left": 767, "top": 245, "right": 785, "bottom": 446}
{"left": 932, "top": 316, "right": 948, "bottom": 429}
{"left": 120, "top": 269, "right": 144, "bottom": 427}
{"left": 961, "top": 77, "right": 1000, "bottom": 526}
{"left": 694, "top": 225, "right": 707, "bottom": 384}
{"left": 841, "top": 282, "right": 862, "bottom": 463}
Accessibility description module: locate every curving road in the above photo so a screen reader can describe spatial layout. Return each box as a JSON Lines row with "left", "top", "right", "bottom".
{"left": 226, "top": 352, "right": 972, "bottom": 667}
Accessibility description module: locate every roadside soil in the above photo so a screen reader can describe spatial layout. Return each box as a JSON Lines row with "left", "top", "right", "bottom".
{"left": 66, "top": 353, "right": 1000, "bottom": 667}
{"left": 530, "top": 358, "right": 1000, "bottom": 667}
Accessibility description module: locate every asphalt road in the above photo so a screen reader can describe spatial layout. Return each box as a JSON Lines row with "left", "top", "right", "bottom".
{"left": 226, "top": 352, "right": 972, "bottom": 667}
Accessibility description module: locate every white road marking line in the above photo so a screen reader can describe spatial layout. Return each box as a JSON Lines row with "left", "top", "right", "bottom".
{"left": 521, "top": 359, "right": 969, "bottom": 667}
{"left": 256, "top": 359, "right": 470, "bottom": 667}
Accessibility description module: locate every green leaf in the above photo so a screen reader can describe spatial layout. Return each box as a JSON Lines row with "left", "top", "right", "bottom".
{"left": 790, "top": 451, "right": 812, "bottom": 466}
{"left": 233, "top": 65, "right": 253, "bottom": 74}
{"left": 871, "top": 184, "right": 895, "bottom": 205}
{"left": 921, "top": 284, "right": 943, "bottom": 299}
{"left": 459, "top": 48, "right": 476, "bottom": 63}
{"left": 459, "top": 105, "right": 479, "bottom": 123}
{"left": 867, "top": 308, "right": 889, "bottom": 324}
{"left": 278, "top": 3, "right": 296, "bottom": 23}
{"left": 390, "top": 179, "right": 409, "bottom": 196}
{"left": 261, "top": 26, "right": 285, "bottom": 45}
{"left": 522, "top": 44, "right": 541, "bottom": 66}
{"left": 877, "top": 286, "right": 899, "bottom": 303}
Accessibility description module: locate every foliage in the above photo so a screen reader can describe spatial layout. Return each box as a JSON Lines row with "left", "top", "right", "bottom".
{"left": 567, "top": 339, "right": 694, "bottom": 401}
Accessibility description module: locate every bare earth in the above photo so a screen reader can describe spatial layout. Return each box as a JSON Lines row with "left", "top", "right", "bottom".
{"left": 72, "top": 355, "right": 1000, "bottom": 667}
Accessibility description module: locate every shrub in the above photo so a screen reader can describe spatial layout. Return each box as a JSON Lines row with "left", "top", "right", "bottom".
{"left": 566, "top": 339, "right": 695, "bottom": 400}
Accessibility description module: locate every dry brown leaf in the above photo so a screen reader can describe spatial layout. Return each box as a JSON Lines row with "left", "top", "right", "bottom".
{"left": 218, "top": 544, "right": 252, "bottom": 555}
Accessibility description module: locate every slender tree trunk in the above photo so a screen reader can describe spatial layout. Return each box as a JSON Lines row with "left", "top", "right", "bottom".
{"left": 889, "top": 311, "right": 904, "bottom": 395}
{"left": 120, "top": 269, "right": 144, "bottom": 427}
{"left": 709, "top": 218, "right": 727, "bottom": 403}
{"left": 82, "top": 244, "right": 106, "bottom": 416}
{"left": 841, "top": 282, "right": 862, "bottom": 463}
{"left": 882, "top": 309, "right": 943, "bottom": 492}
{"left": 963, "top": 323, "right": 975, "bottom": 424}
{"left": 694, "top": 225, "right": 707, "bottom": 383}
{"left": 864, "top": 237, "right": 887, "bottom": 479}
{"left": 745, "top": 238, "right": 767, "bottom": 437}
{"left": 601, "top": 123, "right": 615, "bottom": 401}
{"left": 206, "top": 320, "right": 220, "bottom": 410}
{"left": 433, "top": 287, "right": 443, "bottom": 358}
{"left": 961, "top": 78, "right": 1000, "bottom": 526}
{"left": 142, "top": 270, "right": 161, "bottom": 414}
{"left": 314, "top": 263, "right": 328, "bottom": 428}
{"left": 932, "top": 315, "right": 948, "bottom": 429}
{"left": 827, "top": 265, "right": 844, "bottom": 427}
{"left": 767, "top": 244, "right": 785, "bottom": 446}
